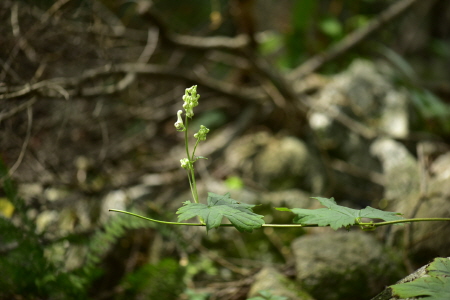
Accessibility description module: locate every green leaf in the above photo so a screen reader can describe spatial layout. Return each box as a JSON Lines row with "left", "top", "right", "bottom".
{"left": 276, "top": 197, "right": 403, "bottom": 230}
{"left": 391, "top": 258, "right": 450, "bottom": 300}
{"left": 176, "top": 192, "right": 265, "bottom": 232}
{"left": 428, "top": 257, "right": 450, "bottom": 277}
{"left": 391, "top": 277, "right": 450, "bottom": 300}
{"left": 358, "top": 206, "right": 404, "bottom": 222}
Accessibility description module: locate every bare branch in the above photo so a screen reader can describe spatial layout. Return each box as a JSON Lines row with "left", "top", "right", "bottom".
{"left": 0, "top": 97, "right": 36, "bottom": 122}
{"left": 289, "top": 0, "right": 421, "bottom": 80}
{"left": 0, "top": 63, "right": 266, "bottom": 102}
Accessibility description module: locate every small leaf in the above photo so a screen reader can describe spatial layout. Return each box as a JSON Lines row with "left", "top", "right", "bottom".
{"left": 195, "top": 156, "right": 208, "bottom": 160}
{"left": 275, "top": 207, "right": 291, "bottom": 212}
{"left": 176, "top": 192, "right": 265, "bottom": 232}
{"left": 277, "top": 197, "right": 403, "bottom": 230}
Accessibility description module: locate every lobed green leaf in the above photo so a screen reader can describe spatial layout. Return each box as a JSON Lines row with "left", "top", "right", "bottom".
{"left": 391, "top": 258, "right": 450, "bottom": 300}
{"left": 176, "top": 192, "right": 265, "bottom": 232}
{"left": 276, "top": 197, "right": 403, "bottom": 230}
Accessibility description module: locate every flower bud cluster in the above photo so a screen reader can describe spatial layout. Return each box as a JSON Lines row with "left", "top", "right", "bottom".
{"left": 194, "top": 125, "right": 210, "bottom": 141}
{"left": 182, "top": 85, "right": 200, "bottom": 118}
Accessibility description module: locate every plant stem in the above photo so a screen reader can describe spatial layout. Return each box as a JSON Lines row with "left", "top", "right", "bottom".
{"left": 109, "top": 210, "right": 450, "bottom": 229}
{"left": 192, "top": 138, "right": 200, "bottom": 158}
{"left": 184, "top": 116, "right": 199, "bottom": 204}
{"left": 109, "top": 210, "right": 315, "bottom": 227}
{"left": 190, "top": 138, "right": 200, "bottom": 202}
{"left": 109, "top": 209, "right": 204, "bottom": 225}
{"left": 359, "top": 217, "right": 450, "bottom": 228}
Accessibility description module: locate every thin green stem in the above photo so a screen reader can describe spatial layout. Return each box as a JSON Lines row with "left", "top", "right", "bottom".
{"left": 109, "top": 209, "right": 204, "bottom": 226}
{"left": 359, "top": 217, "right": 450, "bottom": 228}
{"left": 186, "top": 171, "right": 195, "bottom": 199}
{"left": 184, "top": 116, "right": 190, "bottom": 158}
{"left": 188, "top": 135, "right": 201, "bottom": 204}
{"left": 109, "top": 210, "right": 314, "bottom": 227}
{"left": 190, "top": 168, "right": 199, "bottom": 202}
{"left": 110, "top": 210, "right": 450, "bottom": 229}
{"left": 183, "top": 116, "right": 199, "bottom": 204}
{"left": 192, "top": 138, "right": 200, "bottom": 158}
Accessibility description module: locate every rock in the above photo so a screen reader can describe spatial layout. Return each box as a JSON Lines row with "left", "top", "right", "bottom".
{"left": 307, "top": 60, "right": 412, "bottom": 202}
{"left": 248, "top": 266, "right": 315, "bottom": 300}
{"left": 291, "top": 231, "right": 404, "bottom": 300}
{"left": 310, "top": 59, "right": 409, "bottom": 140}
{"left": 371, "top": 140, "right": 450, "bottom": 265}
{"left": 253, "top": 136, "right": 313, "bottom": 191}
{"left": 407, "top": 152, "right": 450, "bottom": 263}
{"left": 225, "top": 133, "right": 325, "bottom": 193}
{"left": 370, "top": 138, "right": 420, "bottom": 202}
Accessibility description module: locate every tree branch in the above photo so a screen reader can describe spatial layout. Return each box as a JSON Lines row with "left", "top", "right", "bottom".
{"left": 289, "top": 0, "right": 421, "bottom": 80}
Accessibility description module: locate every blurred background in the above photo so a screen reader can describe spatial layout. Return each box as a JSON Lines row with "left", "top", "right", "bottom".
{"left": 1, "top": 0, "right": 450, "bottom": 299}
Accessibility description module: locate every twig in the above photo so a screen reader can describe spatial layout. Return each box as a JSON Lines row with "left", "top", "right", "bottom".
{"left": 138, "top": 6, "right": 250, "bottom": 51}
{"left": 8, "top": 103, "right": 33, "bottom": 177}
{"left": 11, "top": 3, "right": 37, "bottom": 63}
{"left": 169, "top": 33, "right": 250, "bottom": 50}
{"left": 1, "top": 0, "right": 72, "bottom": 81}
{"left": 288, "top": 0, "right": 421, "bottom": 80}
{"left": 1, "top": 63, "right": 266, "bottom": 103}
{"left": 0, "top": 97, "right": 36, "bottom": 122}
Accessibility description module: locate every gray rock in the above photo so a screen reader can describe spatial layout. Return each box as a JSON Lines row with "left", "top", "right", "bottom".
{"left": 248, "top": 267, "right": 315, "bottom": 300}
{"left": 310, "top": 59, "right": 409, "bottom": 139}
{"left": 370, "top": 138, "right": 420, "bottom": 202}
{"left": 225, "top": 133, "right": 325, "bottom": 193}
{"left": 292, "top": 231, "right": 404, "bottom": 300}
{"left": 371, "top": 140, "right": 450, "bottom": 262}
{"left": 407, "top": 152, "right": 450, "bottom": 262}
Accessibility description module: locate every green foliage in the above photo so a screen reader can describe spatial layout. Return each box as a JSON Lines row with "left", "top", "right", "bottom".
{"left": 177, "top": 192, "right": 265, "bottom": 232}
{"left": 0, "top": 159, "right": 87, "bottom": 299}
{"left": 247, "top": 290, "right": 288, "bottom": 300}
{"left": 0, "top": 158, "right": 170, "bottom": 299}
{"left": 224, "top": 176, "right": 244, "bottom": 190}
{"left": 185, "top": 288, "right": 210, "bottom": 300}
{"left": 411, "top": 88, "right": 450, "bottom": 135}
{"left": 276, "top": 197, "right": 403, "bottom": 230}
{"left": 319, "top": 17, "right": 343, "bottom": 39}
{"left": 118, "top": 258, "right": 185, "bottom": 300}
{"left": 81, "top": 210, "right": 158, "bottom": 280}
{"left": 390, "top": 258, "right": 450, "bottom": 300}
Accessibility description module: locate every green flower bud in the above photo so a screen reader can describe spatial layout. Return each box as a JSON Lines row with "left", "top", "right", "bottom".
{"left": 194, "top": 125, "right": 210, "bottom": 141}
{"left": 180, "top": 158, "right": 191, "bottom": 170}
